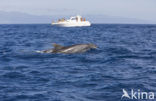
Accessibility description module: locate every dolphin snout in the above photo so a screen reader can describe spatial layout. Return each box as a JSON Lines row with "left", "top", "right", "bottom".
{"left": 93, "top": 45, "right": 97, "bottom": 49}
{"left": 89, "top": 44, "right": 97, "bottom": 49}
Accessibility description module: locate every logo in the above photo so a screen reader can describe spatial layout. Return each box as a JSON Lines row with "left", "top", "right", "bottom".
{"left": 121, "top": 89, "right": 155, "bottom": 100}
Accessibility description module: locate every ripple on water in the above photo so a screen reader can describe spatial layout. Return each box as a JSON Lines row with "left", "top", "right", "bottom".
{"left": 0, "top": 24, "right": 156, "bottom": 101}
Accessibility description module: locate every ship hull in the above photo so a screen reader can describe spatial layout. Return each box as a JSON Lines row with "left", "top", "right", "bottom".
{"left": 52, "top": 21, "right": 91, "bottom": 27}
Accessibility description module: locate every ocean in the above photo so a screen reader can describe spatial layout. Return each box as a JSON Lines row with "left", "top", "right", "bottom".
{"left": 0, "top": 24, "right": 156, "bottom": 101}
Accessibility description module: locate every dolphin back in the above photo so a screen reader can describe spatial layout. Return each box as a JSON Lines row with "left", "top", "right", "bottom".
{"left": 37, "top": 43, "right": 97, "bottom": 54}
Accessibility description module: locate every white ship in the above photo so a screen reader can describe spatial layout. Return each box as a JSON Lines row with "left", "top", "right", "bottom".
{"left": 52, "top": 15, "right": 91, "bottom": 27}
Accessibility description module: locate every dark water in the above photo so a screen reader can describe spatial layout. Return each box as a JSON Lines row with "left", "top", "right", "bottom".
{"left": 0, "top": 24, "right": 156, "bottom": 101}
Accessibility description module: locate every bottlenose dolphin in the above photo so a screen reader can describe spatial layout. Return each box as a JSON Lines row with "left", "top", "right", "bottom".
{"left": 37, "top": 43, "right": 97, "bottom": 54}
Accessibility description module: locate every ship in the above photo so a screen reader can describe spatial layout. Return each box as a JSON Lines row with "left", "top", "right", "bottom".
{"left": 52, "top": 15, "right": 91, "bottom": 27}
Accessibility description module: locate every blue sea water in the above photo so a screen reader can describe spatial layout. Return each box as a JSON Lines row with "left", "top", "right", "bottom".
{"left": 0, "top": 24, "right": 156, "bottom": 101}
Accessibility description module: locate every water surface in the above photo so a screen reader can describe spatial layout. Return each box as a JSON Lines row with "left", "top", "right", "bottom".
{"left": 0, "top": 24, "right": 156, "bottom": 101}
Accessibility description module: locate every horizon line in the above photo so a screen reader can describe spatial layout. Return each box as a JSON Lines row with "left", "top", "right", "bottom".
{"left": 0, "top": 23, "right": 156, "bottom": 25}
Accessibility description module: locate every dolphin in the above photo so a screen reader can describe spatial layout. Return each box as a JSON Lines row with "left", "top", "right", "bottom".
{"left": 36, "top": 43, "right": 97, "bottom": 54}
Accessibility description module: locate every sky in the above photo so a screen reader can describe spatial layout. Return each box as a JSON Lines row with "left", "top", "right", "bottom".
{"left": 0, "top": 0, "right": 156, "bottom": 22}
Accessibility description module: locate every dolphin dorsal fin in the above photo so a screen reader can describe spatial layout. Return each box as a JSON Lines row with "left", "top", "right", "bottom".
{"left": 52, "top": 43, "right": 64, "bottom": 50}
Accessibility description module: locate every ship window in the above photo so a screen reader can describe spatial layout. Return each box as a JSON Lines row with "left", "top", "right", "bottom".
{"left": 71, "top": 18, "right": 76, "bottom": 20}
